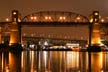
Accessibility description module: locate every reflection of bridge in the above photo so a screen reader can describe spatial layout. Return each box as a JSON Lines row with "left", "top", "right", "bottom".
{"left": 0, "top": 10, "right": 108, "bottom": 46}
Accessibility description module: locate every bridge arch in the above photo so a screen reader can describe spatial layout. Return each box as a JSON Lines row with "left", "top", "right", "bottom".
{"left": 22, "top": 11, "right": 89, "bottom": 22}
{"left": 20, "top": 11, "right": 90, "bottom": 47}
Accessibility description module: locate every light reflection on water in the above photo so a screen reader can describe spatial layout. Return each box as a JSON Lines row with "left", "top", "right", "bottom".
{"left": 0, "top": 51, "right": 108, "bottom": 72}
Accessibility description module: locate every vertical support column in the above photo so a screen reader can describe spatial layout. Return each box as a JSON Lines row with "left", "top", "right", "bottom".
{"left": 10, "top": 10, "right": 21, "bottom": 45}
{"left": 0, "top": 27, "right": 2, "bottom": 44}
{"left": 91, "top": 11, "right": 101, "bottom": 46}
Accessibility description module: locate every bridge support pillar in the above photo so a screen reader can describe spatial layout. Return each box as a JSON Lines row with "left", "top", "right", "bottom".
{"left": 91, "top": 11, "right": 101, "bottom": 46}
{"left": 88, "top": 11, "right": 101, "bottom": 51}
{"left": 0, "top": 27, "right": 2, "bottom": 44}
{"left": 10, "top": 10, "right": 21, "bottom": 45}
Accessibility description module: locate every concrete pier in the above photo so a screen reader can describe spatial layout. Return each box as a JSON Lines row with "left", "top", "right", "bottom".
{"left": 91, "top": 11, "right": 101, "bottom": 46}
{"left": 10, "top": 10, "right": 21, "bottom": 45}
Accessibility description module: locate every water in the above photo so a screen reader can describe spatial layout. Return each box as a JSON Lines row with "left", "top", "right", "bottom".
{"left": 0, "top": 51, "right": 108, "bottom": 72}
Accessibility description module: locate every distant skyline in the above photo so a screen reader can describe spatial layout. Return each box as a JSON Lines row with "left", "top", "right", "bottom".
{"left": 0, "top": 0, "right": 108, "bottom": 21}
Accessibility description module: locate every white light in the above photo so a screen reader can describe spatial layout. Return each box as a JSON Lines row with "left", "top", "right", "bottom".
{"left": 44, "top": 41, "right": 48, "bottom": 46}
{"left": 59, "top": 16, "right": 63, "bottom": 20}
{"left": 63, "top": 17, "right": 66, "bottom": 20}
{"left": 76, "top": 17, "right": 81, "bottom": 20}
{"left": 13, "top": 12, "right": 16, "bottom": 15}
{"left": 59, "top": 16, "right": 66, "bottom": 20}
{"left": 34, "top": 16, "right": 37, "bottom": 20}
{"left": 45, "top": 16, "right": 51, "bottom": 20}
{"left": 30, "top": 16, "right": 34, "bottom": 20}
{"left": 49, "top": 16, "right": 51, "bottom": 19}
{"left": 18, "top": 19, "right": 21, "bottom": 22}
{"left": 6, "top": 18, "right": 9, "bottom": 22}
{"left": 94, "top": 12, "right": 99, "bottom": 15}
{"left": 45, "top": 16, "right": 48, "bottom": 20}
{"left": 101, "top": 19, "right": 104, "bottom": 22}
{"left": 90, "top": 19, "right": 93, "bottom": 23}
{"left": 29, "top": 44, "right": 35, "bottom": 48}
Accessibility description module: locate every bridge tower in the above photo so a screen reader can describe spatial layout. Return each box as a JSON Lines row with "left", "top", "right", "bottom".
{"left": 10, "top": 10, "right": 21, "bottom": 45}
{"left": 91, "top": 11, "right": 101, "bottom": 46}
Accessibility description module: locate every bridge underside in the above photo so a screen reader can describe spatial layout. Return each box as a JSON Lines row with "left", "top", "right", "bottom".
{"left": 21, "top": 25, "right": 89, "bottom": 46}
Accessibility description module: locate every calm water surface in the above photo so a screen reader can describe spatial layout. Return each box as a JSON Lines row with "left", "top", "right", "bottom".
{"left": 0, "top": 51, "right": 108, "bottom": 72}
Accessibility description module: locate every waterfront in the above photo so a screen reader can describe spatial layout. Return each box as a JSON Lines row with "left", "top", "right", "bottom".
{"left": 0, "top": 50, "right": 108, "bottom": 72}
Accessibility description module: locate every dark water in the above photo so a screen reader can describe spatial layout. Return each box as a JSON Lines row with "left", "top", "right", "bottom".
{"left": 0, "top": 51, "right": 108, "bottom": 72}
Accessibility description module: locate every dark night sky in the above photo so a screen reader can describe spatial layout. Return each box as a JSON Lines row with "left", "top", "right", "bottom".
{"left": 0, "top": 0, "right": 108, "bottom": 21}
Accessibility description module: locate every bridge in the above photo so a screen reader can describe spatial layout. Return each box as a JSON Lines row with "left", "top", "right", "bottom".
{"left": 0, "top": 10, "right": 108, "bottom": 47}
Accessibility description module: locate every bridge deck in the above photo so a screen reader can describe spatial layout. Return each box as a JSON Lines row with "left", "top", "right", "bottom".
{"left": 0, "top": 22, "right": 108, "bottom": 27}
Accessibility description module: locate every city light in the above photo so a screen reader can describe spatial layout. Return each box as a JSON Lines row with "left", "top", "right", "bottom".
{"left": 30, "top": 16, "right": 34, "bottom": 20}
{"left": 34, "top": 16, "right": 37, "bottom": 20}
{"left": 90, "top": 18, "right": 93, "bottom": 23}
{"left": 30, "top": 16, "right": 37, "bottom": 21}
{"left": 6, "top": 18, "right": 10, "bottom": 22}
{"left": 76, "top": 16, "right": 81, "bottom": 20}
{"left": 101, "top": 18, "right": 104, "bottom": 22}
{"left": 45, "top": 16, "right": 48, "bottom": 20}
{"left": 94, "top": 12, "right": 99, "bottom": 16}
{"left": 75, "top": 16, "right": 82, "bottom": 22}
{"left": 45, "top": 16, "right": 52, "bottom": 20}
{"left": 13, "top": 12, "right": 17, "bottom": 15}
{"left": 59, "top": 16, "right": 66, "bottom": 20}
{"left": 0, "top": 10, "right": 108, "bottom": 72}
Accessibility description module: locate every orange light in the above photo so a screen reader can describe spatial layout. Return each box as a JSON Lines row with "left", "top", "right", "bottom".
{"left": 101, "top": 18, "right": 104, "bottom": 22}
{"left": 90, "top": 18, "right": 93, "bottom": 23}
{"left": 76, "top": 17, "right": 81, "bottom": 20}
{"left": 45, "top": 16, "right": 48, "bottom": 20}
{"left": 59, "top": 16, "right": 66, "bottom": 20}
{"left": 30, "top": 16, "right": 34, "bottom": 20}
{"left": 34, "top": 16, "right": 37, "bottom": 20}
{"left": 45, "top": 16, "right": 51, "bottom": 20}
{"left": 6, "top": 18, "right": 9, "bottom": 22}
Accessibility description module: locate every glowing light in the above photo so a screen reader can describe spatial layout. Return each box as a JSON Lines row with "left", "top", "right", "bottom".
{"left": 90, "top": 19, "right": 93, "bottom": 23}
{"left": 49, "top": 16, "right": 51, "bottom": 19}
{"left": 101, "top": 70, "right": 104, "bottom": 72}
{"left": 59, "top": 16, "right": 66, "bottom": 20}
{"left": 6, "top": 18, "right": 9, "bottom": 22}
{"left": 45, "top": 16, "right": 48, "bottom": 20}
{"left": 76, "top": 16, "right": 81, "bottom": 20}
{"left": 63, "top": 16, "right": 66, "bottom": 19}
{"left": 5, "top": 66, "right": 9, "bottom": 72}
{"left": 45, "top": 16, "right": 51, "bottom": 20}
{"left": 30, "top": 16, "right": 34, "bottom": 20}
{"left": 43, "top": 51, "right": 47, "bottom": 68}
{"left": 94, "top": 12, "right": 99, "bottom": 15}
{"left": 18, "top": 19, "right": 21, "bottom": 22}
{"left": 34, "top": 16, "right": 37, "bottom": 20}
{"left": 30, "top": 16, "right": 37, "bottom": 21}
{"left": 59, "top": 16, "right": 62, "bottom": 20}
{"left": 99, "top": 42, "right": 105, "bottom": 46}
{"left": 95, "top": 19, "right": 98, "bottom": 22}
{"left": 67, "top": 52, "right": 79, "bottom": 68}
{"left": 101, "top": 18, "right": 104, "bottom": 22}
{"left": 13, "top": 12, "right": 17, "bottom": 15}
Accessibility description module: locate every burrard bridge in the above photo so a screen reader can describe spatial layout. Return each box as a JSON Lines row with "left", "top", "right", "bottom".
{"left": 0, "top": 10, "right": 108, "bottom": 46}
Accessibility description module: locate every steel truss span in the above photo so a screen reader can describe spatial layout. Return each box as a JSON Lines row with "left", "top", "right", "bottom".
{"left": 22, "top": 11, "right": 89, "bottom": 22}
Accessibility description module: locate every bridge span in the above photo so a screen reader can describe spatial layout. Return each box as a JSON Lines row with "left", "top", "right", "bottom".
{"left": 0, "top": 10, "right": 108, "bottom": 47}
